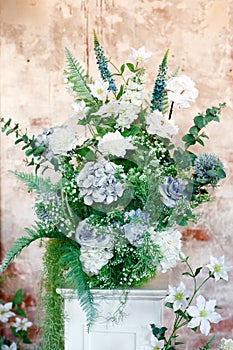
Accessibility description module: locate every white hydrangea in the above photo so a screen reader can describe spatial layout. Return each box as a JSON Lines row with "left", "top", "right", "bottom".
{"left": 93, "top": 102, "right": 121, "bottom": 118}
{"left": 98, "top": 130, "right": 134, "bottom": 157}
{"left": 80, "top": 247, "right": 113, "bottom": 275}
{"left": 146, "top": 110, "right": 179, "bottom": 139}
{"left": 116, "top": 102, "right": 140, "bottom": 128}
{"left": 48, "top": 125, "right": 78, "bottom": 156}
{"left": 76, "top": 161, "right": 124, "bottom": 206}
{"left": 120, "top": 74, "right": 145, "bottom": 106}
{"left": 150, "top": 227, "right": 183, "bottom": 272}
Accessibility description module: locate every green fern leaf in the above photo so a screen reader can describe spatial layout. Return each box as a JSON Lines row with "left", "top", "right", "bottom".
{"left": 0, "top": 234, "right": 40, "bottom": 273}
{"left": 65, "top": 48, "right": 95, "bottom": 105}
{"left": 10, "top": 170, "right": 53, "bottom": 194}
{"left": 60, "top": 245, "right": 98, "bottom": 331}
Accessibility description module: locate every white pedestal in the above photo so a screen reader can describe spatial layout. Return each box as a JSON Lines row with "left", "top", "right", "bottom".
{"left": 57, "top": 288, "right": 167, "bottom": 350}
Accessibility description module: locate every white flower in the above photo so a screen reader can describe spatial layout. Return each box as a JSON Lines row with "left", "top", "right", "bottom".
{"left": 120, "top": 75, "right": 145, "bottom": 106}
{"left": 166, "top": 75, "right": 198, "bottom": 108}
{"left": 2, "top": 343, "right": 17, "bottom": 350}
{"left": 93, "top": 102, "right": 120, "bottom": 118}
{"left": 12, "top": 317, "right": 33, "bottom": 332}
{"left": 165, "top": 282, "right": 189, "bottom": 311}
{"left": 150, "top": 228, "right": 182, "bottom": 272}
{"left": 0, "top": 302, "right": 15, "bottom": 323}
{"left": 98, "top": 130, "right": 134, "bottom": 157}
{"left": 130, "top": 46, "right": 152, "bottom": 63}
{"left": 80, "top": 247, "right": 113, "bottom": 275}
{"left": 146, "top": 110, "right": 179, "bottom": 139}
{"left": 116, "top": 102, "right": 140, "bottom": 128}
{"left": 150, "top": 335, "right": 164, "bottom": 350}
{"left": 49, "top": 126, "right": 78, "bottom": 156}
{"left": 88, "top": 79, "right": 109, "bottom": 100}
{"left": 76, "top": 161, "right": 124, "bottom": 206}
{"left": 187, "top": 295, "right": 221, "bottom": 336}
{"left": 71, "top": 100, "right": 88, "bottom": 120}
{"left": 206, "top": 256, "right": 232, "bottom": 281}
{"left": 219, "top": 338, "right": 233, "bottom": 350}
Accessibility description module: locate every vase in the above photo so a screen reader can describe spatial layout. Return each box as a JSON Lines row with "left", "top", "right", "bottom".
{"left": 57, "top": 285, "right": 167, "bottom": 350}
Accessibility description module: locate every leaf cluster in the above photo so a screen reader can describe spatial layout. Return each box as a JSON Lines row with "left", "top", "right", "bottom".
{"left": 182, "top": 103, "right": 226, "bottom": 149}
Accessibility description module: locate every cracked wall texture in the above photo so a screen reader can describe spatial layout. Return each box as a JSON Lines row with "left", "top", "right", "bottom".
{"left": 0, "top": 0, "right": 233, "bottom": 348}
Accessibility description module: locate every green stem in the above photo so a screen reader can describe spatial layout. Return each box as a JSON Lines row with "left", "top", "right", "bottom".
{"left": 164, "top": 260, "right": 212, "bottom": 349}
{"left": 108, "top": 61, "right": 127, "bottom": 83}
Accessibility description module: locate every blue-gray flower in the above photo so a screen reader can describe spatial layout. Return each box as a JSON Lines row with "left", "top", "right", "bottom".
{"left": 159, "top": 176, "right": 185, "bottom": 207}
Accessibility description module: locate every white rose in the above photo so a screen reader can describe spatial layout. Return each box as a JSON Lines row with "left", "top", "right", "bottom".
{"left": 166, "top": 75, "right": 198, "bottom": 108}
{"left": 146, "top": 110, "right": 179, "bottom": 139}
{"left": 98, "top": 130, "right": 134, "bottom": 157}
{"left": 49, "top": 126, "right": 78, "bottom": 155}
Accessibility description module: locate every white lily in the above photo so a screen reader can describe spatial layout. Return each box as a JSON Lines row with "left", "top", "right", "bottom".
{"left": 219, "top": 337, "right": 233, "bottom": 350}
{"left": 1, "top": 343, "right": 17, "bottom": 350}
{"left": 165, "top": 281, "right": 189, "bottom": 311}
{"left": 130, "top": 46, "right": 152, "bottom": 63}
{"left": 206, "top": 256, "right": 232, "bottom": 281}
{"left": 0, "top": 302, "right": 15, "bottom": 323}
{"left": 12, "top": 317, "right": 32, "bottom": 332}
{"left": 88, "top": 79, "right": 109, "bottom": 100}
{"left": 187, "top": 295, "right": 221, "bottom": 336}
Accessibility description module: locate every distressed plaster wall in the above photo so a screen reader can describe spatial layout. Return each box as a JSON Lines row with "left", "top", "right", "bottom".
{"left": 0, "top": 0, "right": 233, "bottom": 348}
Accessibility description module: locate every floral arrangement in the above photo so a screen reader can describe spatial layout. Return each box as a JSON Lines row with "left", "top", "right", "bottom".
{"left": 0, "top": 31, "right": 227, "bottom": 334}
{"left": 0, "top": 289, "right": 33, "bottom": 350}
{"left": 144, "top": 255, "right": 232, "bottom": 350}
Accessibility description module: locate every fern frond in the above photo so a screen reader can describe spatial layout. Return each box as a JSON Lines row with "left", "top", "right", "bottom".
{"left": 65, "top": 48, "right": 95, "bottom": 105}
{"left": 0, "top": 234, "right": 41, "bottom": 273}
{"left": 10, "top": 170, "right": 53, "bottom": 194}
{"left": 60, "top": 245, "right": 98, "bottom": 331}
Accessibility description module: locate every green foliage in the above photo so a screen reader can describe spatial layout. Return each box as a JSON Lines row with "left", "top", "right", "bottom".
{"left": 60, "top": 244, "right": 97, "bottom": 331}
{"left": 40, "top": 239, "right": 66, "bottom": 350}
{"left": 199, "top": 336, "right": 216, "bottom": 350}
{"left": 182, "top": 103, "right": 226, "bottom": 149}
{"left": 64, "top": 48, "right": 96, "bottom": 106}
{"left": 0, "top": 235, "right": 41, "bottom": 273}
{"left": 10, "top": 170, "right": 53, "bottom": 194}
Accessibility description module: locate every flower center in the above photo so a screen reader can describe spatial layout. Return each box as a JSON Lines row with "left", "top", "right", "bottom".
{"left": 154, "top": 347, "right": 161, "bottom": 350}
{"left": 97, "top": 88, "right": 103, "bottom": 95}
{"left": 175, "top": 292, "right": 183, "bottom": 301}
{"left": 214, "top": 264, "right": 221, "bottom": 272}
{"left": 199, "top": 309, "right": 207, "bottom": 318}
{"left": 137, "top": 55, "right": 143, "bottom": 62}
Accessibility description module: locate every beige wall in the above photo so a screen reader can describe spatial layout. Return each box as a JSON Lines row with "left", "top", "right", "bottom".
{"left": 0, "top": 0, "right": 233, "bottom": 348}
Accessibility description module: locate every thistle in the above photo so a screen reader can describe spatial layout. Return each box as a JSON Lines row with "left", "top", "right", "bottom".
{"left": 93, "top": 30, "right": 117, "bottom": 93}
